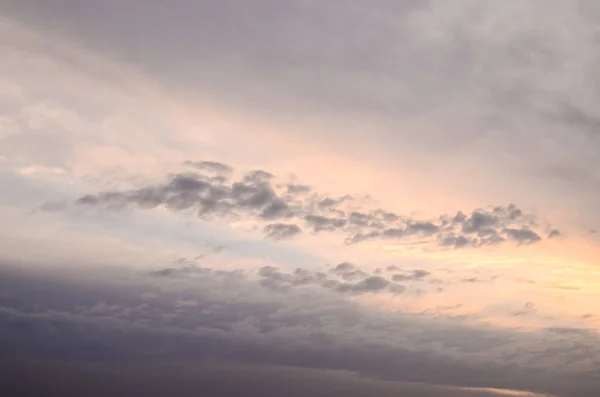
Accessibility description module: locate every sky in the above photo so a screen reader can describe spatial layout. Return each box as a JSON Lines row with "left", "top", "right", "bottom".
{"left": 1, "top": 1, "right": 600, "bottom": 396}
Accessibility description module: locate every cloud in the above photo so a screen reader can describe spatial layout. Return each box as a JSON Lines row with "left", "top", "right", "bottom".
{"left": 461, "top": 211, "right": 501, "bottom": 234}
{"left": 548, "top": 229, "right": 562, "bottom": 239}
{"left": 0, "top": 4, "right": 599, "bottom": 396}
{"left": 0, "top": 360, "right": 559, "bottom": 397}
{"left": 440, "top": 235, "right": 474, "bottom": 248}
{"left": 150, "top": 266, "right": 214, "bottom": 278}
{"left": 285, "top": 184, "right": 311, "bottom": 195}
{"left": 391, "top": 269, "right": 431, "bottom": 282}
{"left": 264, "top": 223, "right": 302, "bottom": 240}
{"left": 184, "top": 160, "right": 233, "bottom": 175}
{"left": 407, "top": 221, "right": 440, "bottom": 235}
{"left": 503, "top": 228, "right": 542, "bottom": 245}
{"left": 74, "top": 161, "right": 560, "bottom": 250}
{"left": 511, "top": 302, "right": 537, "bottom": 317}
{"left": 345, "top": 275, "right": 390, "bottom": 293}
{"left": 462, "top": 277, "right": 485, "bottom": 284}
{"left": 329, "top": 262, "right": 368, "bottom": 281}
{"left": 304, "top": 214, "right": 347, "bottom": 232}
{"left": 0, "top": 264, "right": 598, "bottom": 397}
{"left": 544, "top": 327, "right": 594, "bottom": 337}
{"left": 256, "top": 263, "right": 403, "bottom": 297}
{"left": 545, "top": 102, "right": 600, "bottom": 135}
{"left": 231, "top": 174, "right": 290, "bottom": 219}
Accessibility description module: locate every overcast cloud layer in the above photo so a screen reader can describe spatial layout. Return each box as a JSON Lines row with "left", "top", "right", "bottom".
{"left": 1, "top": 1, "right": 600, "bottom": 397}
{"left": 1, "top": 264, "right": 596, "bottom": 397}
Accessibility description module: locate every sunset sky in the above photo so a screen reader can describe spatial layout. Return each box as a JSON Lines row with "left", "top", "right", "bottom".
{"left": 1, "top": 1, "right": 600, "bottom": 396}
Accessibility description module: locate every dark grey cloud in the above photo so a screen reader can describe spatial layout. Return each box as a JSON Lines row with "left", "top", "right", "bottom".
{"left": 0, "top": 264, "right": 598, "bottom": 397}
{"left": 0, "top": 360, "right": 560, "bottom": 397}
{"left": 259, "top": 199, "right": 291, "bottom": 220}
{"left": 548, "top": 229, "right": 562, "bottom": 239}
{"left": 244, "top": 170, "right": 274, "bottom": 182}
{"left": 545, "top": 102, "right": 600, "bottom": 135}
{"left": 545, "top": 327, "right": 595, "bottom": 337}
{"left": 407, "top": 221, "right": 440, "bottom": 236}
{"left": 256, "top": 263, "right": 402, "bottom": 296}
{"left": 391, "top": 269, "right": 430, "bottom": 282}
{"left": 285, "top": 184, "right": 311, "bottom": 195}
{"left": 230, "top": 176, "right": 286, "bottom": 218}
{"left": 503, "top": 227, "right": 542, "bottom": 245}
{"left": 461, "top": 211, "right": 500, "bottom": 234}
{"left": 75, "top": 161, "right": 560, "bottom": 249}
{"left": 345, "top": 231, "right": 384, "bottom": 245}
{"left": 264, "top": 223, "right": 302, "bottom": 240}
{"left": 344, "top": 205, "right": 536, "bottom": 248}
{"left": 345, "top": 276, "right": 390, "bottom": 293}
{"left": 330, "top": 262, "right": 357, "bottom": 274}
{"left": 317, "top": 198, "right": 338, "bottom": 209}
{"left": 440, "top": 235, "right": 473, "bottom": 248}
{"left": 305, "top": 214, "right": 347, "bottom": 232}
{"left": 77, "top": 169, "right": 288, "bottom": 220}
{"left": 348, "top": 212, "right": 372, "bottom": 227}
{"left": 150, "top": 266, "right": 213, "bottom": 278}
{"left": 329, "top": 262, "right": 368, "bottom": 282}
